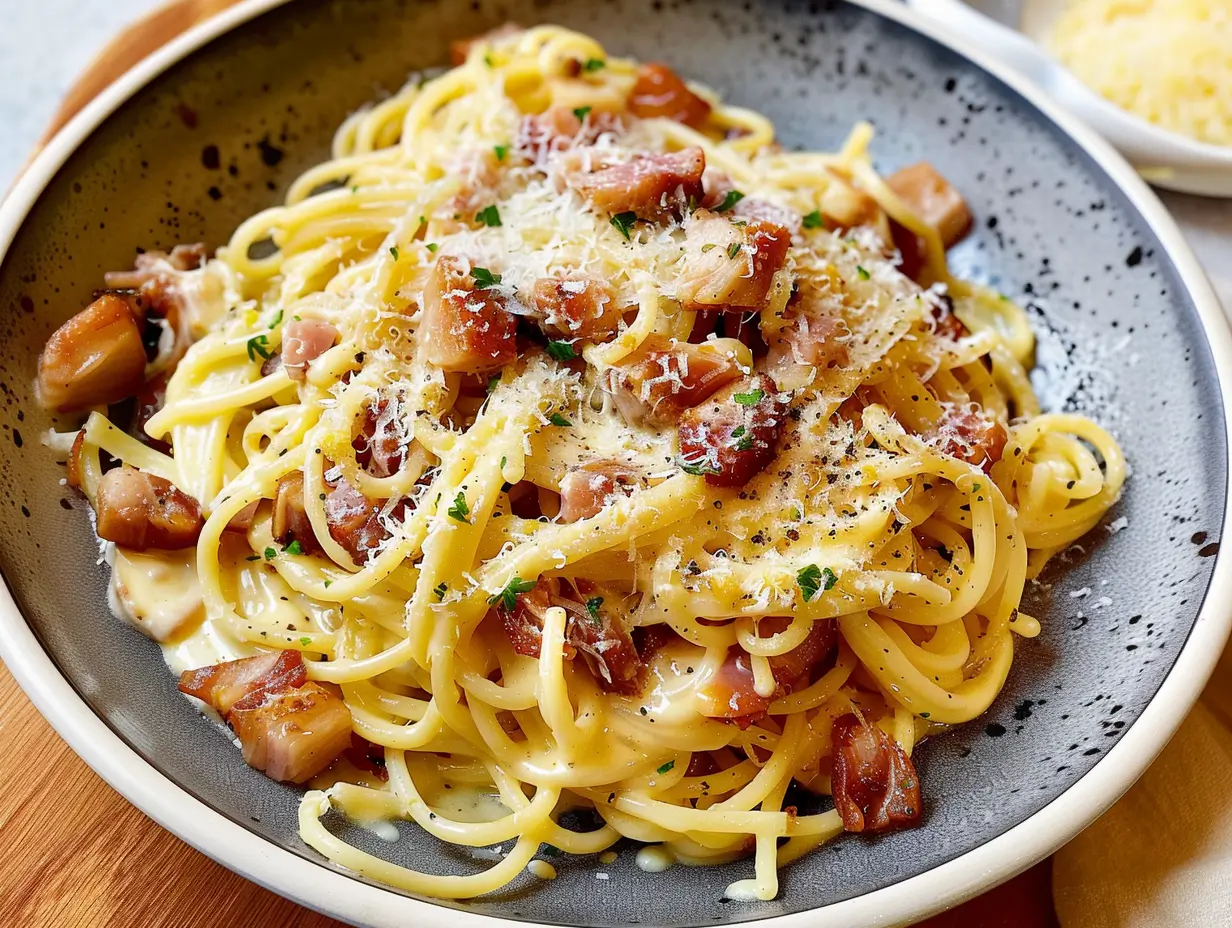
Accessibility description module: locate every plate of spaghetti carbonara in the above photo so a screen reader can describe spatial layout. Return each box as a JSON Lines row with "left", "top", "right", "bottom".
{"left": 21, "top": 9, "right": 1214, "bottom": 921}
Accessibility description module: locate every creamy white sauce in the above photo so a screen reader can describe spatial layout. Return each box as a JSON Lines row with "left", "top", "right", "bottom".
{"left": 527, "top": 860, "right": 557, "bottom": 880}
{"left": 635, "top": 844, "right": 674, "bottom": 873}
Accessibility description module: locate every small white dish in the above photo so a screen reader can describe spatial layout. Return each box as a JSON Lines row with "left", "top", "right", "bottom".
{"left": 907, "top": 0, "right": 1232, "bottom": 196}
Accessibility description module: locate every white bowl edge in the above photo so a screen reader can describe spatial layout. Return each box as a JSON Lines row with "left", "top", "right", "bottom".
{"left": 0, "top": 1, "right": 1231, "bottom": 926}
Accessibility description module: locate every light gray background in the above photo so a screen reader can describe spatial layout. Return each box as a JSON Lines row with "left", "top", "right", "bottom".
{"left": 0, "top": 0, "right": 1228, "bottom": 288}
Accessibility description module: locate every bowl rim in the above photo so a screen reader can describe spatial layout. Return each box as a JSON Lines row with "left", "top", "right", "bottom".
{"left": 1, "top": 0, "right": 1231, "bottom": 926}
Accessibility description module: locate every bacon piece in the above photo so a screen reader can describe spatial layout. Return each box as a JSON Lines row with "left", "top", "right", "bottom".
{"left": 700, "top": 617, "right": 836, "bottom": 724}
{"left": 605, "top": 337, "right": 744, "bottom": 427}
{"left": 37, "top": 293, "right": 148, "bottom": 411}
{"left": 932, "top": 403, "right": 1007, "bottom": 473}
{"left": 132, "top": 373, "right": 171, "bottom": 454}
{"left": 887, "top": 162, "right": 973, "bottom": 249}
{"left": 448, "top": 23, "right": 522, "bottom": 66}
{"left": 677, "top": 210, "right": 791, "bottom": 311}
{"left": 497, "top": 579, "right": 646, "bottom": 695}
{"left": 515, "top": 106, "right": 625, "bottom": 165}
{"left": 677, "top": 373, "right": 787, "bottom": 487}
{"left": 344, "top": 733, "right": 389, "bottom": 781}
{"left": 559, "top": 460, "right": 644, "bottom": 522}
{"left": 281, "top": 318, "right": 339, "bottom": 381}
{"left": 65, "top": 430, "right": 87, "bottom": 490}
{"left": 529, "top": 274, "right": 622, "bottom": 341}
{"left": 179, "top": 650, "right": 353, "bottom": 784}
{"left": 930, "top": 294, "right": 968, "bottom": 341}
{"left": 103, "top": 244, "right": 205, "bottom": 288}
{"left": 272, "top": 470, "right": 323, "bottom": 555}
{"left": 324, "top": 475, "right": 393, "bottom": 564}
{"left": 178, "top": 650, "right": 307, "bottom": 715}
{"left": 353, "top": 398, "right": 406, "bottom": 478}
{"left": 566, "top": 147, "right": 705, "bottom": 222}
{"left": 95, "top": 466, "right": 203, "bottom": 550}
{"left": 628, "top": 63, "right": 711, "bottom": 128}
{"left": 225, "top": 501, "right": 260, "bottom": 535}
{"left": 766, "top": 311, "right": 851, "bottom": 371}
{"left": 830, "top": 714, "right": 923, "bottom": 833}
{"left": 819, "top": 174, "right": 888, "bottom": 238}
{"left": 421, "top": 255, "right": 518, "bottom": 373}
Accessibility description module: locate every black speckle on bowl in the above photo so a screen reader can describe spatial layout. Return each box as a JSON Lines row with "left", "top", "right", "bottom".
{"left": 0, "top": 0, "right": 1224, "bottom": 924}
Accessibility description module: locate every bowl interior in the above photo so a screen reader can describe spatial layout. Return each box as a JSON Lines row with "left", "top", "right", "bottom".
{"left": 0, "top": 0, "right": 1225, "bottom": 925}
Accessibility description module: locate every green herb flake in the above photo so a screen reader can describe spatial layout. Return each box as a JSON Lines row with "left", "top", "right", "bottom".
{"left": 483, "top": 53, "right": 494, "bottom": 68}
{"left": 714, "top": 190, "right": 745, "bottom": 213}
{"left": 425, "top": 242, "right": 439, "bottom": 253}
{"left": 548, "top": 412, "right": 572, "bottom": 427}
{"left": 610, "top": 211, "right": 637, "bottom": 241}
{"left": 324, "top": 580, "right": 333, "bottom": 588}
{"left": 264, "top": 546, "right": 277, "bottom": 561}
{"left": 447, "top": 491, "right": 470, "bottom": 522}
{"left": 546, "top": 340, "right": 577, "bottom": 362}
{"left": 797, "top": 564, "right": 838, "bottom": 602}
{"left": 350, "top": 185, "right": 359, "bottom": 194}
{"left": 487, "top": 374, "right": 501, "bottom": 394}
{"left": 727, "top": 242, "right": 742, "bottom": 259}
{"left": 299, "top": 636, "right": 312, "bottom": 646}
{"left": 856, "top": 265, "right": 871, "bottom": 280}
{"left": 920, "top": 712, "right": 931, "bottom": 719}
{"left": 470, "top": 266, "right": 502, "bottom": 288}
{"left": 500, "top": 455, "right": 507, "bottom": 469}
{"left": 657, "top": 760, "right": 675, "bottom": 774}
{"left": 268, "top": 309, "right": 283, "bottom": 330}
{"left": 733, "top": 388, "right": 764, "bottom": 406}
{"left": 246, "top": 334, "right": 272, "bottom": 362}
{"left": 585, "top": 596, "right": 604, "bottom": 624}
{"left": 433, "top": 581, "right": 448, "bottom": 602}
{"left": 582, "top": 57, "right": 606, "bottom": 72}
{"left": 677, "top": 456, "right": 718, "bottom": 476}
{"left": 700, "top": 243, "right": 717, "bottom": 254}
{"left": 475, "top": 204, "right": 502, "bottom": 227}
{"left": 389, "top": 246, "right": 399, "bottom": 261}
{"left": 494, "top": 144, "right": 510, "bottom": 162}
{"left": 487, "top": 576, "right": 538, "bottom": 611}
{"left": 802, "top": 210, "right": 824, "bottom": 229}
{"left": 572, "top": 105, "right": 592, "bottom": 121}
{"left": 285, "top": 540, "right": 304, "bottom": 556}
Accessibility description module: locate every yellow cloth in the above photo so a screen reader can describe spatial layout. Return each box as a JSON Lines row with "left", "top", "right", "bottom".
{"left": 1053, "top": 272, "right": 1232, "bottom": 926}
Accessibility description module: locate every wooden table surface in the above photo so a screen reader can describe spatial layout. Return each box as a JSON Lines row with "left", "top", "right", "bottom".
{"left": 0, "top": 2, "right": 1062, "bottom": 925}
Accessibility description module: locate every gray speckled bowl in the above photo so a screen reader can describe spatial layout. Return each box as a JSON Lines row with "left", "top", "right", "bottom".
{"left": 1, "top": 1, "right": 1230, "bottom": 926}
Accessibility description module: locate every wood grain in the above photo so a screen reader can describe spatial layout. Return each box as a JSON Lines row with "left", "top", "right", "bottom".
{"left": 1, "top": 2, "right": 1061, "bottom": 925}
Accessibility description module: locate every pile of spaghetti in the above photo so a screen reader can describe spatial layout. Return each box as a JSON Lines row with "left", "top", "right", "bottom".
{"left": 37, "top": 25, "right": 1125, "bottom": 901}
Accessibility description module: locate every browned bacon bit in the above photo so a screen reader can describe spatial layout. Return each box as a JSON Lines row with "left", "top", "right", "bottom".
{"left": 830, "top": 713, "right": 922, "bottom": 833}
{"left": 566, "top": 147, "right": 705, "bottom": 222}
{"left": 37, "top": 293, "right": 148, "bottom": 411}
{"left": 677, "top": 373, "right": 787, "bottom": 487}
{"left": 886, "top": 162, "right": 973, "bottom": 250}
{"left": 933, "top": 403, "right": 1007, "bottom": 474}
{"left": 421, "top": 255, "right": 518, "bottom": 373}
{"left": 324, "top": 475, "right": 394, "bottom": 564}
{"left": 700, "top": 617, "right": 837, "bottom": 725}
{"left": 448, "top": 22, "right": 523, "bottom": 66}
{"left": 605, "top": 337, "right": 744, "bottom": 427}
{"left": 272, "top": 470, "right": 323, "bottom": 555}
{"left": 515, "top": 106, "right": 625, "bottom": 165}
{"left": 628, "top": 63, "right": 711, "bottom": 129}
{"left": 529, "top": 274, "right": 622, "bottom": 341}
{"left": 282, "top": 318, "right": 339, "bottom": 381}
{"left": 676, "top": 210, "right": 791, "bottom": 312}
{"left": 929, "top": 294, "right": 968, "bottom": 341}
{"left": 180, "top": 650, "right": 353, "bottom": 784}
{"left": 353, "top": 398, "right": 406, "bottom": 478}
{"left": 766, "top": 311, "right": 852, "bottom": 371}
{"left": 95, "top": 466, "right": 204, "bottom": 551}
{"left": 132, "top": 373, "right": 171, "bottom": 454}
{"left": 497, "top": 579, "right": 647, "bottom": 695}
{"left": 344, "top": 733, "right": 389, "bottom": 781}
{"left": 225, "top": 501, "right": 260, "bottom": 535}
{"left": 558, "top": 460, "right": 645, "bottom": 522}
{"left": 102, "top": 244, "right": 205, "bottom": 288}
{"left": 65, "top": 431, "right": 86, "bottom": 490}
{"left": 819, "top": 175, "right": 888, "bottom": 238}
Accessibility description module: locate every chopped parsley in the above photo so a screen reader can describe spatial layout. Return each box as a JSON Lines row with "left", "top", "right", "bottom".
{"left": 246, "top": 334, "right": 272, "bottom": 362}
{"left": 425, "top": 242, "right": 439, "bottom": 253}
{"left": 733, "top": 388, "right": 764, "bottom": 406}
{"left": 488, "top": 576, "right": 538, "bottom": 611}
{"left": 797, "top": 564, "right": 838, "bottom": 602}
{"left": 433, "top": 582, "right": 448, "bottom": 602}
{"left": 285, "top": 540, "right": 304, "bottom": 556}
{"left": 546, "top": 340, "right": 577, "bottom": 361}
{"left": 264, "top": 546, "right": 277, "bottom": 561}
{"left": 300, "top": 636, "right": 312, "bottom": 646}
{"left": 483, "top": 53, "right": 494, "bottom": 68}
{"left": 268, "top": 309, "right": 283, "bottom": 329}
{"left": 470, "top": 266, "right": 501, "bottom": 288}
{"left": 388, "top": 245, "right": 399, "bottom": 260}
{"left": 500, "top": 455, "right": 507, "bottom": 469}
{"left": 802, "top": 210, "right": 824, "bottom": 229}
{"left": 493, "top": 144, "right": 509, "bottom": 162}
{"left": 447, "top": 491, "right": 470, "bottom": 522}
{"left": 714, "top": 190, "right": 745, "bottom": 213}
{"left": 610, "top": 211, "right": 637, "bottom": 241}
{"left": 487, "top": 374, "right": 501, "bottom": 393}
{"left": 324, "top": 580, "right": 332, "bottom": 588}
{"left": 582, "top": 57, "right": 606, "bottom": 72}
{"left": 548, "top": 412, "right": 572, "bottom": 427}
{"left": 731, "top": 425, "right": 752, "bottom": 452}
{"left": 572, "top": 105, "right": 592, "bottom": 121}
{"left": 657, "top": 760, "right": 675, "bottom": 774}
{"left": 727, "top": 242, "right": 742, "bottom": 259}
{"left": 856, "top": 265, "right": 871, "bottom": 280}
{"left": 585, "top": 596, "right": 604, "bottom": 624}
{"left": 700, "top": 243, "right": 717, "bottom": 254}
{"left": 678, "top": 455, "right": 718, "bottom": 476}
{"left": 474, "top": 204, "right": 502, "bottom": 227}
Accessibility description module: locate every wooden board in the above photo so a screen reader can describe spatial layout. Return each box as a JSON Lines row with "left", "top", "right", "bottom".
{"left": 1, "top": 3, "right": 1061, "bottom": 925}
